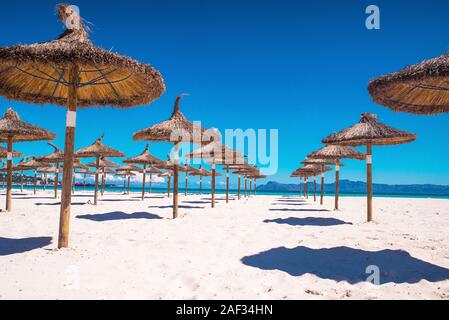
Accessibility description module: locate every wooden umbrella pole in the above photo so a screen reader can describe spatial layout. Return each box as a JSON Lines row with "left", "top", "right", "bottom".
{"left": 335, "top": 160, "right": 340, "bottom": 211}
{"left": 20, "top": 171, "right": 24, "bottom": 193}
{"left": 83, "top": 174, "right": 86, "bottom": 191}
{"left": 367, "top": 144, "right": 373, "bottom": 222}
{"left": 72, "top": 169, "right": 75, "bottom": 194}
{"left": 123, "top": 175, "right": 126, "bottom": 194}
{"left": 237, "top": 175, "right": 241, "bottom": 200}
{"left": 94, "top": 155, "right": 100, "bottom": 205}
{"left": 58, "top": 64, "right": 79, "bottom": 249}
{"left": 211, "top": 163, "right": 216, "bottom": 208}
{"left": 173, "top": 166, "right": 179, "bottom": 218}
{"left": 173, "top": 143, "right": 180, "bottom": 219}
{"left": 34, "top": 170, "right": 37, "bottom": 195}
{"left": 167, "top": 175, "right": 171, "bottom": 198}
{"left": 320, "top": 167, "right": 325, "bottom": 205}
{"left": 42, "top": 173, "right": 46, "bottom": 192}
{"left": 225, "top": 166, "right": 229, "bottom": 203}
{"left": 244, "top": 177, "right": 247, "bottom": 197}
{"left": 6, "top": 136, "right": 13, "bottom": 212}
{"left": 185, "top": 171, "right": 188, "bottom": 196}
{"left": 299, "top": 177, "right": 302, "bottom": 197}
{"left": 127, "top": 175, "right": 131, "bottom": 195}
{"left": 314, "top": 176, "right": 317, "bottom": 202}
{"left": 305, "top": 177, "right": 309, "bottom": 199}
{"left": 54, "top": 161, "right": 60, "bottom": 199}
{"left": 141, "top": 163, "right": 147, "bottom": 201}
{"left": 101, "top": 168, "right": 105, "bottom": 196}
{"left": 149, "top": 170, "right": 153, "bottom": 194}
{"left": 249, "top": 179, "right": 253, "bottom": 198}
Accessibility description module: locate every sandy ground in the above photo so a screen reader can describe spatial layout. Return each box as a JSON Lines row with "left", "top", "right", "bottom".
{"left": 0, "top": 189, "right": 449, "bottom": 300}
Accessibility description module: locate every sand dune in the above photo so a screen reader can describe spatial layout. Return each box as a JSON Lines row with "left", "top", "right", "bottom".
{"left": 1, "top": 190, "right": 448, "bottom": 300}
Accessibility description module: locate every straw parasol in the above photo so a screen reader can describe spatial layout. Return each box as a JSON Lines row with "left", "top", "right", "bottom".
{"left": 86, "top": 157, "right": 120, "bottom": 196}
{"left": 76, "top": 134, "right": 124, "bottom": 205}
{"left": 0, "top": 3, "right": 165, "bottom": 247}
{"left": 115, "top": 171, "right": 136, "bottom": 194}
{"left": 301, "top": 158, "right": 339, "bottom": 204}
{"left": 187, "top": 141, "right": 244, "bottom": 206}
{"left": 232, "top": 166, "right": 259, "bottom": 198}
{"left": 124, "top": 144, "right": 164, "bottom": 201}
{"left": 0, "top": 108, "right": 55, "bottom": 211}
{"left": 368, "top": 52, "right": 449, "bottom": 115}
{"left": 183, "top": 165, "right": 200, "bottom": 196}
{"left": 188, "top": 165, "right": 211, "bottom": 195}
{"left": 323, "top": 113, "right": 416, "bottom": 221}
{"left": 16, "top": 156, "right": 52, "bottom": 195}
{"left": 38, "top": 142, "right": 65, "bottom": 198}
{"left": 296, "top": 165, "right": 332, "bottom": 201}
{"left": 159, "top": 170, "right": 173, "bottom": 198}
{"left": 133, "top": 95, "right": 206, "bottom": 219}
{"left": 308, "top": 145, "right": 365, "bottom": 210}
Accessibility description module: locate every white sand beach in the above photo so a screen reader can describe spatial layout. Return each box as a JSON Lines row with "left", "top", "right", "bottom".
{"left": 1, "top": 191, "right": 449, "bottom": 300}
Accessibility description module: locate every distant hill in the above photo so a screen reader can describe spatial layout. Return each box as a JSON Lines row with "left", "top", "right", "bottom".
{"left": 257, "top": 180, "right": 449, "bottom": 196}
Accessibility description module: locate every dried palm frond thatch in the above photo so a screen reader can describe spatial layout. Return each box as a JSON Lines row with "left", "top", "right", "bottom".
{"left": 0, "top": 145, "right": 22, "bottom": 159}
{"left": 76, "top": 134, "right": 124, "bottom": 158}
{"left": 0, "top": 4, "right": 165, "bottom": 108}
{"left": 322, "top": 113, "right": 416, "bottom": 222}
{"left": 368, "top": 52, "right": 449, "bottom": 114}
{"left": 322, "top": 113, "right": 416, "bottom": 146}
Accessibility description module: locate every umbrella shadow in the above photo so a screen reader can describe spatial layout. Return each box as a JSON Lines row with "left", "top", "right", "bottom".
{"left": 99, "top": 199, "right": 141, "bottom": 202}
{"left": 13, "top": 196, "right": 55, "bottom": 200}
{"left": 35, "top": 202, "right": 85, "bottom": 206}
{"left": 183, "top": 201, "right": 210, "bottom": 204}
{"left": 0, "top": 236, "right": 52, "bottom": 256}
{"left": 272, "top": 203, "right": 307, "bottom": 206}
{"left": 148, "top": 205, "right": 205, "bottom": 210}
{"left": 241, "top": 246, "right": 449, "bottom": 285}
{"left": 77, "top": 211, "right": 163, "bottom": 222}
{"left": 270, "top": 208, "right": 330, "bottom": 212}
{"left": 264, "top": 217, "right": 352, "bottom": 227}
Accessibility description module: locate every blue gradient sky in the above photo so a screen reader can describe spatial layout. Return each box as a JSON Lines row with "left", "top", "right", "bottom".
{"left": 0, "top": 0, "right": 448, "bottom": 186}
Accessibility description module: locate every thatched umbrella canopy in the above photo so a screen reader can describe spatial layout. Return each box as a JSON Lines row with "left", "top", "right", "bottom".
{"left": 188, "top": 165, "right": 211, "bottom": 195}
{"left": 295, "top": 165, "right": 331, "bottom": 201}
{"left": 187, "top": 142, "right": 244, "bottom": 206}
{"left": 308, "top": 145, "right": 365, "bottom": 210}
{"left": 323, "top": 113, "right": 416, "bottom": 222}
{"left": 368, "top": 52, "right": 449, "bottom": 115}
{"left": 38, "top": 142, "right": 66, "bottom": 199}
{"left": 76, "top": 134, "right": 124, "bottom": 205}
{"left": 0, "top": 108, "right": 55, "bottom": 211}
{"left": 117, "top": 164, "right": 143, "bottom": 173}
{"left": 16, "top": 156, "right": 52, "bottom": 195}
{"left": 86, "top": 157, "right": 120, "bottom": 196}
{"left": 0, "top": 3, "right": 165, "bottom": 248}
{"left": 124, "top": 144, "right": 164, "bottom": 200}
{"left": 247, "top": 174, "right": 266, "bottom": 196}
{"left": 133, "top": 95, "right": 207, "bottom": 219}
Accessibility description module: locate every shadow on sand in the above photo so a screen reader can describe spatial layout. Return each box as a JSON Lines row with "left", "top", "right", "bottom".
{"left": 264, "top": 217, "right": 352, "bottom": 227}
{"left": 0, "top": 236, "right": 52, "bottom": 256}
{"left": 35, "top": 202, "right": 85, "bottom": 206}
{"left": 148, "top": 205, "right": 205, "bottom": 210}
{"left": 77, "top": 211, "right": 163, "bottom": 222}
{"left": 242, "top": 246, "right": 449, "bottom": 284}
{"left": 272, "top": 203, "right": 307, "bottom": 206}
{"left": 270, "top": 208, "right": 330, "bottom": 212}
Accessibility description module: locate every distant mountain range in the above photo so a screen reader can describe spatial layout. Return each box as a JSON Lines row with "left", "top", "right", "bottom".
{"left": 257, "top": 180, "right": 449, "bottom": 196}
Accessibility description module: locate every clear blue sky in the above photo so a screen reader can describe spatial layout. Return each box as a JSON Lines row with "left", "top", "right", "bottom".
{"left": 0, "top": 0, "right": 448, "bottom": 187}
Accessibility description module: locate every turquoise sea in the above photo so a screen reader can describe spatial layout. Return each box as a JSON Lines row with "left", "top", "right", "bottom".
{"left": 7, "top": 184, "right": 449, "bottom": 200}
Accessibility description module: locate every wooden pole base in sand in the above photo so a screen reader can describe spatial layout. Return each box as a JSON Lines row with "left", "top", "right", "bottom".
{"left": 320, "top": 171, "right": 324, "bottom": 206}
{"left": 57, "top": 64, "right": 79, "bottom": 249}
